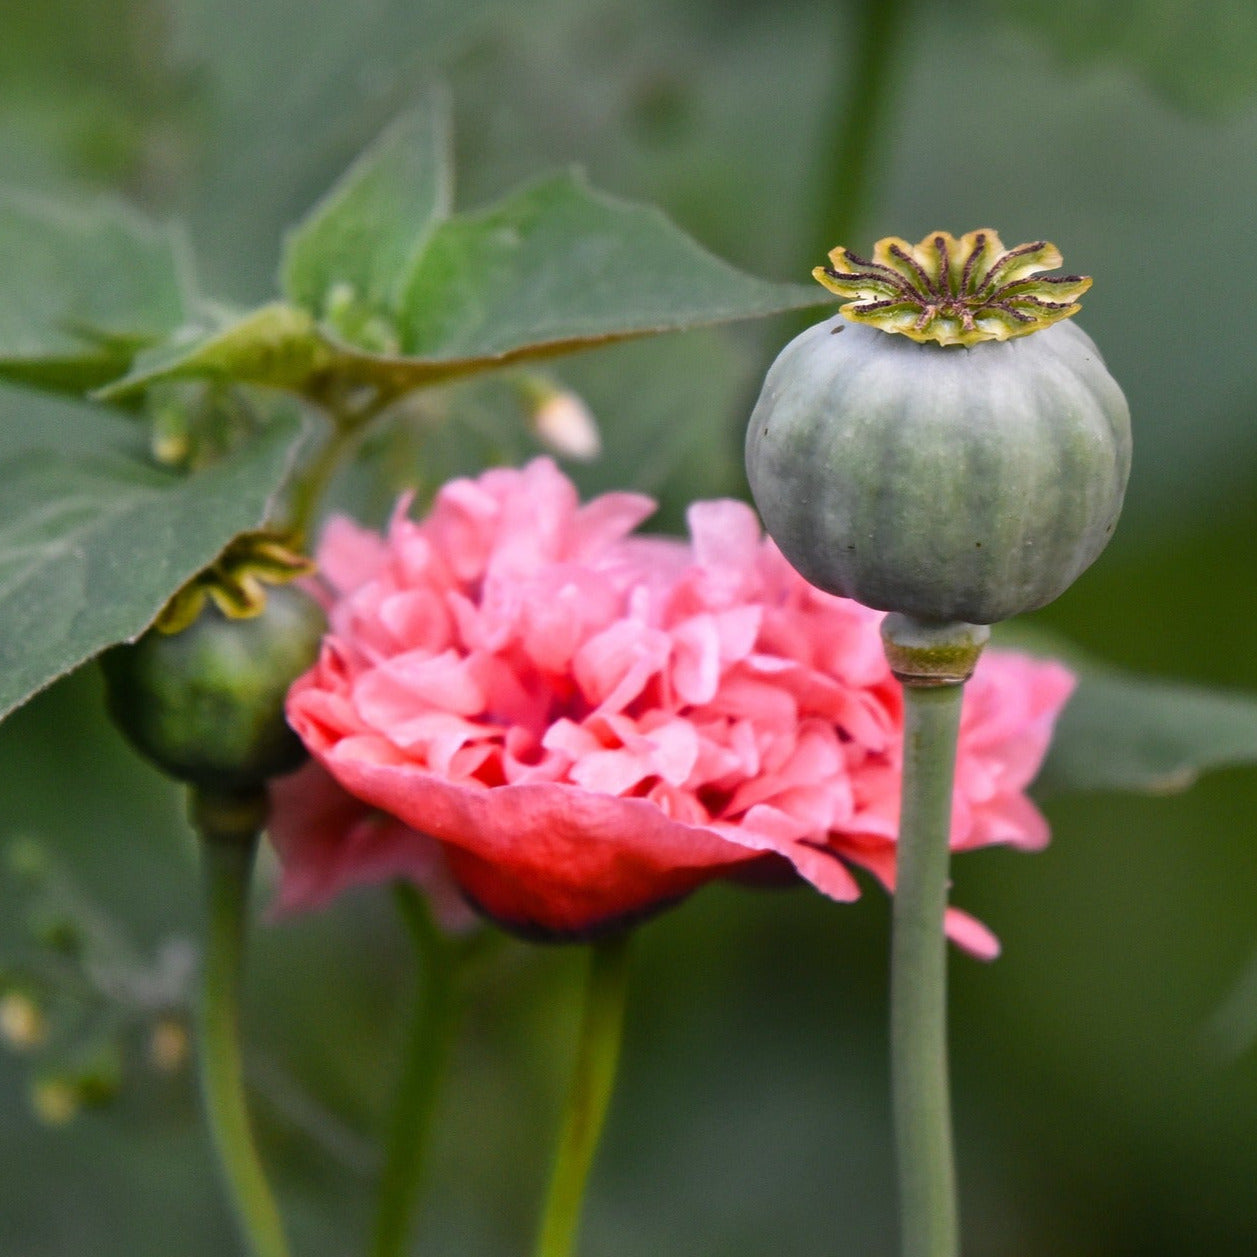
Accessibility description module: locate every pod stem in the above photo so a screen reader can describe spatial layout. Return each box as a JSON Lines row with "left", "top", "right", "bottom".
{"left": 369, "top": 882, "right": 460, "bottom": 1257}
{"left": 881, "top": 616, "right": 988, "bottom": 1257}
{"left": 193, "top": 787, "right": 291, "bottom": 1257}
{"left": 532, "top": 933, "right": 632, "bottom": 1257}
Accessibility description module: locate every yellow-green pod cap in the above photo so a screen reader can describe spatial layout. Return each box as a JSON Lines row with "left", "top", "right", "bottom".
{"left": 813, "top": 229, "right": 1092, "bottom": 347}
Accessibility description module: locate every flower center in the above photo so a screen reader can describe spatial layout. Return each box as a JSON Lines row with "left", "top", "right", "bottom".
{"left": 813, "top": 229, "right": 1091, "bottom": 348}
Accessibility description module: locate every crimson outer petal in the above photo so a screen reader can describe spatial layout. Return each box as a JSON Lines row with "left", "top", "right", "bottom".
{"left": 294, "top": 727, "right": 813, "bottom": 936}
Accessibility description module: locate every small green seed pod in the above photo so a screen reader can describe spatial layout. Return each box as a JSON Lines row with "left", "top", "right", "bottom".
{"left": 102, "top": 582, "right": 325, "bottom": 792}
{"left": 745, "top": 229, "right": 1131, "bottom": 625}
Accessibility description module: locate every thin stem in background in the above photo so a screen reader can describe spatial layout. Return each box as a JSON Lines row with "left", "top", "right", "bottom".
{"left": 532, "top": 933, "right": 632, "bottom": 1257}
{"left": 286, "top": 380, "right": 412, "bottom": 541}
{"left": 286, "top": 419, "right": 366, "bottom": 543}
{"left": 248, "top": 1050, "right": 381, "bottom": 1178}
{"left": 890, "top": 682, "right": 964, "bottom": 1257}
{"left": 369, "top": 882, "right": 460, "bottom": 1257}
{"left": 808, "top": 0, "right": 915, "bottom": 266}
{"left": 198, "top": 827, "right": 291, "bottom": 1257}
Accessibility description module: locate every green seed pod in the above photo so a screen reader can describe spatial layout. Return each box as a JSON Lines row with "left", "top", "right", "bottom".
{"left": 745, "top": 230, "right": 1131, "bottom": 625}
{"left": 102, "top": 582, "right": 325, "bottom": 792}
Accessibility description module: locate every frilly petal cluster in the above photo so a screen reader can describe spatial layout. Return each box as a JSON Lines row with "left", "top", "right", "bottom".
{"left": 274, "top": 459, "right": 1074, "bottom": 957}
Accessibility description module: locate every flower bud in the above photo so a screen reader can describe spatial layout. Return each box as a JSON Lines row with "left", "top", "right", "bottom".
{"left": 519, "top": 376, "right": 602, "bottom": 461}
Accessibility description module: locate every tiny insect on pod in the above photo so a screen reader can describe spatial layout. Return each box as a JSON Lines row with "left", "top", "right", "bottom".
{"left": 745, "top": 230, "right": 1131, "bottom": 626}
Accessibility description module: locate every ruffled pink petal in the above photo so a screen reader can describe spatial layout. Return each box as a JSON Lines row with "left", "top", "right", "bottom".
{"left": 316, "top": 515, "right": 390, "bottom": 596}
{"left": 943, "top": 909, "right": 1002, "bottom": 961}
{"left": 267, "top": 761, "right": 475, "bottom": 933}
{"left": 376, "top": 590, "right": 453, "bottom": 654}
{"left": 271, "top": 457, "right": 1076, "bottom": 943}
{"left": 574, "top": 620, "right": 671, "bottom": 714}
{"left": 832, "top": 836, "right": 1003, "bottom": 959}
{"left": 686, "top": 498, "right": 762, "bottom": 571}
{"left": 571, "top": 492, "right": 657, "bottom": 559}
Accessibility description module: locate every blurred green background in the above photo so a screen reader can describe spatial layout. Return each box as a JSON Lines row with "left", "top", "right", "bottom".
{"left": 4, "top": 0, "right": 1257, "bottom": 1253}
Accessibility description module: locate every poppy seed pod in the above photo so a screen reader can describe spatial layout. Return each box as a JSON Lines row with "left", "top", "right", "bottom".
{"left": 102, "top": 582, "right": 326, "bottom": 791}
{"left": 745, "top": 230, "right": 1131, "bottom": 625}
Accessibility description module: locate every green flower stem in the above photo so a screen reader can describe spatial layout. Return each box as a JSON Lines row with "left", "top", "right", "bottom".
{"left": 287, "top": 381, "right": 411, "bottom": 540}
{"left": 194, "top": 789, "right": 290, "bottom": 1257}
{"left": 286, "top": 420, "right": 365, "bottom": 542}
{"left": 881, "top": 615, "right": 987, "bottom": 1257}
{"left": 533, "top": 934, "right": 632, "bottom": 1257}
{"left": 890, "top": 680, "right": 963, "bottom": 1257}
{"left": 369, "top": 883, "right": 460, "bottom": 1257}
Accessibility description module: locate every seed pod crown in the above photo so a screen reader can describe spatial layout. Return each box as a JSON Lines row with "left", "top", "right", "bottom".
{"left": 814, "top": 229, "right": 1091, "bottom": 348}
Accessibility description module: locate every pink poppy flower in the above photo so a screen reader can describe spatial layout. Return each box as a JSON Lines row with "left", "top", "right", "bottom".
{"left": 275, "top": 459, "right": 1074, "bottom": 957}
{"left": 267, "top": 760, "right": 477, "bottom": 934}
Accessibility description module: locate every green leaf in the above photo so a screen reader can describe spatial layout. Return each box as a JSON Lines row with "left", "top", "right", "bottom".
{"left": 95, "top": 304, "right": 332, "bottom": 400}
{"left": 0, "top": 408, "right": 307, "bottom": 723}
{"left": 0, "top": 192, "right": 190, "bottom": 393}
{"left": 1032, "top": 653, "right": 1257, "bottom": 797}
{"left": 397, "top": 170, "right": 823, "bottom": 361}
{"left": 993, "top": 0, "right": 1257, "bottom": 113}
{"left": 280, "top": 99, "right": 454, "bottom": 339}
{"left": 98, "top": 170, "right": 825, "bottom": 403}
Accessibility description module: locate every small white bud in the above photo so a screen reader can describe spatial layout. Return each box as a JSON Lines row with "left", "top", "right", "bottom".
{"left": 531, "top": 389, "right": 602, "bottom": 461}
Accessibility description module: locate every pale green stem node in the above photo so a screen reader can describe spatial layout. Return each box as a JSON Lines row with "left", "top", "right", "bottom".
{"left": 880, "top": 614, "right": 989, "bottom": 687}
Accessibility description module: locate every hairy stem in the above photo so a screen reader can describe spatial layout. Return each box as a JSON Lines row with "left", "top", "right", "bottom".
{"left": 533, "top": 934, "right": 632, "bottom": 1257}
{"left": 369, "top": 882, "right": 460, "bottom": 1257}
{"left": 196, "top": 796, "right": 290, "bottom": 1257}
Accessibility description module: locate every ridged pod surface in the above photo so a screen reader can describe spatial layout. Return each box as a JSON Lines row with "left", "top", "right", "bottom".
{"left": 745, "top": 315, "right": 1130, "bottom": 624}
